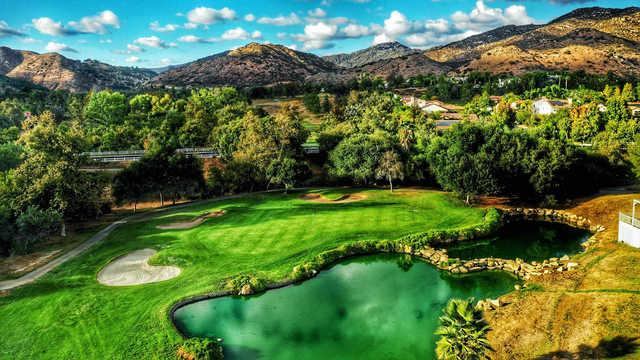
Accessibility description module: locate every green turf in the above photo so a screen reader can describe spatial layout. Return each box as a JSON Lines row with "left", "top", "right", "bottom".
{"left": 0, "top": 188, "right": 488, "bottom": 360}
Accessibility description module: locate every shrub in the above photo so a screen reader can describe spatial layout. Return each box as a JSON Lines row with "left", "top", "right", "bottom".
{"left": 224, "top": 274, "right": 266, "bottom": 294}
{"left": 176, "top": 338, "right": 223, "bottom": 360}
{"left": 13, "top": 206, "right": 62, "bottom": 254}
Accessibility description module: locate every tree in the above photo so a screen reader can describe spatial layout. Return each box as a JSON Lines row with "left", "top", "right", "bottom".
{"left": 464, "top": 92, "right": 492, "bottom": 119}
{"left": 329, "top": 133, "right": 391, "bottom": 185}
{"left": 13, "top": 206, "right": 62, "bottom": 254}
{"left": 83, "top": 90, "right": 127, "bottom": 127}
{"left": 303, "top": 93, "right": 321, "bottom": 114}
{"left": 435, "top": 299, "right": 492, "bottom": 360}
{"left": 266, "top": 156, "right": 297, "bottom": 192}
{"left": 375, "top": 150, "right": 404, "bottom": 192}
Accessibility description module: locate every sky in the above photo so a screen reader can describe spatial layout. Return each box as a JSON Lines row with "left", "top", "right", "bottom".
{"left": 0, "top": 0, "right": 636, "bottom": 68}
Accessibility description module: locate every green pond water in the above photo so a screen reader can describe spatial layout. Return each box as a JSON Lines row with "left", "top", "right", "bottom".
{"left": 445, "top": 221, "right": 591, "bottom": 262}
{"left": 173, "top": 254, "right": 517, "bottom": 360}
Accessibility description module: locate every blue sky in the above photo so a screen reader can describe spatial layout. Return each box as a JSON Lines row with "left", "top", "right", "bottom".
{"left": 0, "top": 0, "right": 636, "bottom": 67}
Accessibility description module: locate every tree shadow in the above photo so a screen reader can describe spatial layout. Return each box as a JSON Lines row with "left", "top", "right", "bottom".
{"left": 535, "top": 336, "right": 639, "bottom": 359}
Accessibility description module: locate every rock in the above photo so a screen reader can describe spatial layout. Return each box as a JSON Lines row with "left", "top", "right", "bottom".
{"left": 560, "top": 255, "right": 570, "bottom": 261}
{"left": 567, "top": 262, "right": 579, "bottom": 270}
{"left": 514, "top": 284, "right": 521, "bottom": 291}
{"left": 239, "top": 284, "right": 253, "bottom": 295}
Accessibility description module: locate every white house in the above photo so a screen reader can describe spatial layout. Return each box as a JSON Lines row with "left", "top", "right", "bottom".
{"left": 619, "top": 200, "right": 640, "bottom": 248}
{"left": 422, "top": 103, "right": 449, "bottom": 113}
{"left": 532, "top": 99, "right": 557, "bottom": 116}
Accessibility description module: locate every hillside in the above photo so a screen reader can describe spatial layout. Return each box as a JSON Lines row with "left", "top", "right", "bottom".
{"left": 324, "top": 42, "right": 419, "bottom": 68}
{"left": 151, "top": 43, "right": 338, "bottom": 88}
{"left": 425, "top": 6, "right": 640, "bottom": 76}
{"left": 0, "top": 46, "right": 156, "bottom": 92}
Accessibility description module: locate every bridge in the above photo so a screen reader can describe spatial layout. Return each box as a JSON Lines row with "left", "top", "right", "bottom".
{"left": 82, "top": 145, "right": 320, "bottom": 163}
{"left": 82, "top": 148, "right": 219, "bottom": 163}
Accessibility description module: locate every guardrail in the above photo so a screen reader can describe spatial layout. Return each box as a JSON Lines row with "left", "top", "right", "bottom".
{"left": 619, "top": 212, "right": 640, "bottom": 229}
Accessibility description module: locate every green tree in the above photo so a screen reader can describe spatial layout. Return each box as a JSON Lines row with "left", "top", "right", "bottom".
{"left": 464, "top": 92, "right": 492, "bottom": 119}
{"left": 303, "top": 93, "right": 321, "bottom": 114}
{"left": 266, "top": 156, "right": 297, "bottom": 192}
{"left": 435, "top": 299, "right": 492, "bottom": 360}
{"left": 83, "top": 90, "right": 127, "bottom": 126}
{"left": 13, "top": 206, "right": 62, "bottom": 254}
{"left": 375, "top": 150, "right": 404, "bottom": 192}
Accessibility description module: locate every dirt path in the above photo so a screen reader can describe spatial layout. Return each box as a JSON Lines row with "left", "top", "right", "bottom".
{"left": 0, "top": 220, "right": 128, "bottom": 291}
{"left": 97, "top": 248, "right": 181, "bottom": 286}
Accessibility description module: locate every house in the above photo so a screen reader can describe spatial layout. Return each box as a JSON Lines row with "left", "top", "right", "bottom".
{"left": 532, "top": 99, "right": 556, "bottom": 115}
{"left": 532, "top": 98, "right": 571, "bottom": 116}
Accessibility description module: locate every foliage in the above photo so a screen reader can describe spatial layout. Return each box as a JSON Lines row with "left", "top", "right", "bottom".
{"left": 435, "top": 298, "right": 492, "bottom": 360}
{"left": 13, "top": 206, "right": 62, "bottom": 254}
{"left": 176, "top": 338, "right": 223, "bottom": 360}
{"left": 375, "top": 150, "right": 404, "bottom": 191}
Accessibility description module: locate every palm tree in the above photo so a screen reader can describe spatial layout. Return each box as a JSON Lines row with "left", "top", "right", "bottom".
{"left": 435, "top": 298, "right": 493, "bottom": 360}
{"left": 375, "top": 150, "right": 404, "bottom": 192}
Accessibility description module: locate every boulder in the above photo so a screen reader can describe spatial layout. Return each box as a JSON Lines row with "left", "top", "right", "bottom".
{"left": 239, "top": 284, "right": 253, "bottom": 295}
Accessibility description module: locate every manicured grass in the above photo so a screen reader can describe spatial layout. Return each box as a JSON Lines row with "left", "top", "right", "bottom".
{"left": 0, "top": 189, "right": 487, "bottom": 360}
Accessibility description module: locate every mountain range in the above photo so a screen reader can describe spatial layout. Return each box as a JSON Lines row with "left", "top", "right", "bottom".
{"left": 1, "top": 6, "right": 639, "bottom": 92}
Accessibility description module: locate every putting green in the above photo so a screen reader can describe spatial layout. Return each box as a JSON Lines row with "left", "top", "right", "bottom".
{"left": 0, "top": 189, "right": 489, "bottom": 359}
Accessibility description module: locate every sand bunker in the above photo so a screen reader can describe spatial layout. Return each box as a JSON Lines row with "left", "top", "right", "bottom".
{"left": 300, "top": 193, "right": 366, "bottom": 203}
{"left": 156, "top": 210, "right": 225, "bottom": 230}
{"left": 97, "top": 249, "right": 181, "bottom": 286}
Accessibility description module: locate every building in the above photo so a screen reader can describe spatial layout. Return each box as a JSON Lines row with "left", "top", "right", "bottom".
{"left": 532, "top": 98, "right": 571, "bottom": 116}
{"left": 619, "top": 200, "right": 640, "bottom": 248}
{"left": 628, "top": 102, "right": 640, "bottom": 117}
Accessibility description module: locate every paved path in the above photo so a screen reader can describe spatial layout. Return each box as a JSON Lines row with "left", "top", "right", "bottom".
{"left": 0, "top": 220, "right": 128, "bottom": 290}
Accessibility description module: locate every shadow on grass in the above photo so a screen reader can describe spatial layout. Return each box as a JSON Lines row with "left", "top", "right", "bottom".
{"left": 535, "top": 336, "right": 639, "bottom": 359}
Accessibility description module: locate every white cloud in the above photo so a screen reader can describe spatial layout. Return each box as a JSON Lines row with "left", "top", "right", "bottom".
{"left": 125, "top": 56, "right": 140, "bottom": 63}
{"left": 127, "top": 44, "right": 144, "bottom": 53}
{"left": 20, "top": 37, "right": 39, "bottom": 44}
{"left": 251, "top": 30, "right": 262, "bottom": 39}
{"left": 33, "top": 10, "right": 120, "bottom": 36}
{"left": 277, "top": 32, "right": 288, "bottom": 40}
{"left": 244, "top": 13, "right": 256, "bottom": 22}
{"left": 160, "top": 58, "right": 171, "bottom": 65}
{"left": 257, "top": 13, "right": 302, "bottom": 26}
{"left": 308, "top": 8, "right": 327, "bottom": 18}
{"left": 295, "top": 21, "right": 338, "bottom": 50}
{"left": 341, "top": 24, "right": 371, "bottom": 38}
{"left": 187, "top": 7, "right": 236, "bottom": 25}
{"left": 45, "top": 41, "right": 77, "bottom": 53}
{"left": 68, "top": 10, "right": 120, "bottom": 34}
{"left": 32, "top": 17, "right": 70, "bottom": 36}
{"left": 221, "top": 27, "right": 250, "bottom": 40}
{"left": 451, "top": 0, "right": 534, "bottom": 32}
{"left": 149, "top": 21, "right": 179, "bottom": 32}
{"left": 134, "top": 35, "right": 172, "bottom": 48}
{"left": 183, "top": 22, "right": 198, "bottom": 29}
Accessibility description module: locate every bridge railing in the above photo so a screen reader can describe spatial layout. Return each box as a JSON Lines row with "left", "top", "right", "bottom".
{"left": 620, "top": 212, "right": 640, "bottom": 229}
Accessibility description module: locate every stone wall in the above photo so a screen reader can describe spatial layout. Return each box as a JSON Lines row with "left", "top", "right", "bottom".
{"left": 402, "top": 208, "right": 606, "bottom": 280}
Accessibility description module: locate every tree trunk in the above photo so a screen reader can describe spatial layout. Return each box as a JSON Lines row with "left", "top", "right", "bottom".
{"left": 159, "top": 191, "right": 164, "bottom": 207}
{"left": 388, "top": 175, "right": 393, "bottom": 192}
{"left": 465, "top": 194, "right": 470, "bottom": 205}
{"left": 133, "top": 201, "right": 137, "bottom": 214}
{"left": 60, "top": 221, "right": 66, "bottom": 237}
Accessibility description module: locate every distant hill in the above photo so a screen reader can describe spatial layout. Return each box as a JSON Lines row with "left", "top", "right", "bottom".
{"left": 3, "top": 6, "right": 640, "bottom": 92}
{"left": 425, "top": 6, "right": 640, "bottom": 76}
{"left": 323, "top": 42, "right": 419, "bottom": 68}
{"left": 0, "top": 46, "right": 156, "bottom": 92}
{"left": 151, "top": 43, "right": 338, "bottom": 88}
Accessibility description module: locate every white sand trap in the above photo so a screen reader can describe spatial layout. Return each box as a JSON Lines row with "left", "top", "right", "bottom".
{"left": 97, "top": 249, "right": 181, "bottom": 286}
{"left": 156, "top": 210, "right": 225, "bottom": 230}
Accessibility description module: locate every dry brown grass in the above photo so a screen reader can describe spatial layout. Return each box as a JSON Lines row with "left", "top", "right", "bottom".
{"left": 487, "top": 192, "right": 640, "bottom": 359}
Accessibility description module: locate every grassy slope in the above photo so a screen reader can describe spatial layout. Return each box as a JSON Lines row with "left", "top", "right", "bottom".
{"left": 487, "top": 193, "right": 640, "bottom": 359}
{"left": 0, "top": 189, "right": 486, "bottom": 360}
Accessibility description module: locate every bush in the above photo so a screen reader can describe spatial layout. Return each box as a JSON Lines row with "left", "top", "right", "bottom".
{"left": 176, "top": 338, "right": 223, "bottom": 360}
{"left": 13, "top": 206, "right": 62, "bottom": 254}
{"left": 224, "top": 274, "right": 266, "bottom": 294}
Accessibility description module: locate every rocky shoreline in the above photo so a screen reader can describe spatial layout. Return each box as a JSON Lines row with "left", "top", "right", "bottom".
{"left": 397, "top": 208, "right": 605, "bottom": 281}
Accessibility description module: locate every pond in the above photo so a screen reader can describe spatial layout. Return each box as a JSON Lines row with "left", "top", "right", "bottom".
{"left": 444, "top": 221, "right": 591, "bottom": 262}
{"left": 173, "top": 254, "right": 517, "bottom": 359}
